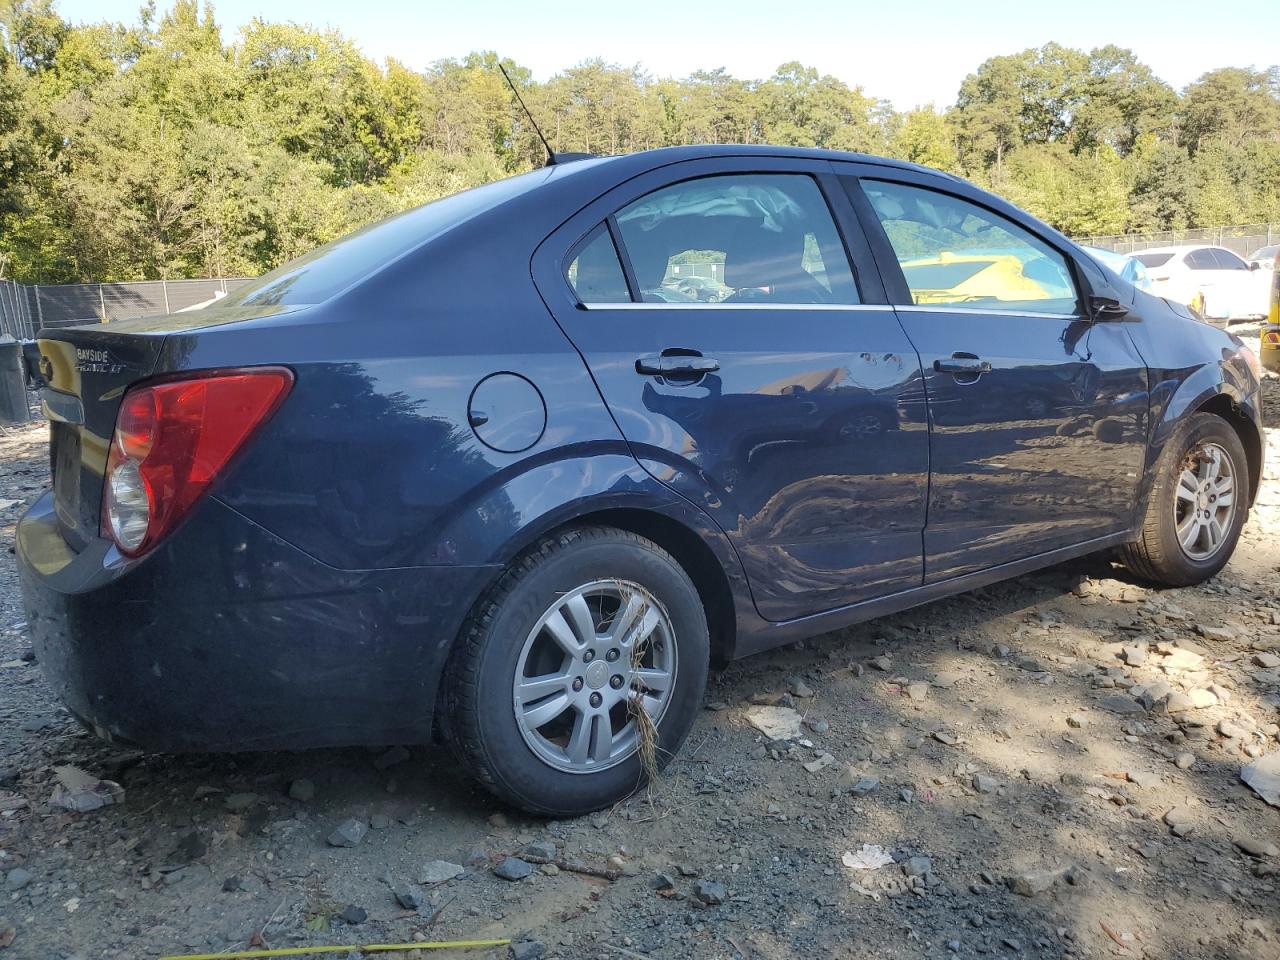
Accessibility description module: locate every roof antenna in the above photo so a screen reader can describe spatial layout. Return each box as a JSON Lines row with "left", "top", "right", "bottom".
{"left": 498, "top": 63, "right": 593, "bottom": 166}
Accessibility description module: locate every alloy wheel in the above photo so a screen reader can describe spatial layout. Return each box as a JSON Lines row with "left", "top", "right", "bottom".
{"left": 512, "top": 580, "right": 677, "bottom": 774}
{"left": 1173, "top": 441, "right": 1236, "bottom": 561}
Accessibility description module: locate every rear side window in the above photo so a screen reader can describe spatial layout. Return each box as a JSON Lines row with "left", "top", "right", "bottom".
{"left": 1134, "top": 252, "right": 1174, "bottom": 268}
{"left": 567, "top": 225, "right": 630, "bottom": 304}
{"left": 1185, "top": 249, "right": 1218, "bottom": 270}
{"left": 862, "top": 180, "right": 1080, "bottom": 316}
{"left": 611, "top": 174, "right": 859, "bottom": 305}
{"left": 222, "top": 170, "right": 547, "bottom": 308}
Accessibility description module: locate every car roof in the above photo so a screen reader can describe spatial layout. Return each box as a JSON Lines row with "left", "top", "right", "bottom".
{"left": 1136, "top": 244, "right": 1232, "bottom": 256}
{"left": 548, "top": 144, "right": 960, "bottom": 184}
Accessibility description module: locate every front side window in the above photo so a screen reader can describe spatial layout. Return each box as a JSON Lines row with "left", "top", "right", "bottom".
{"left": 612, "top": 174, "right": 859, "bottom": 305}
{"left": 566, "top": 224, "right": 630, "bottom": 304}
{"left": 1212, "top": 248, "right": 1248, "bottom": 270}
{"left": 863, "top": 180, "right": 1080, "bottom": 316}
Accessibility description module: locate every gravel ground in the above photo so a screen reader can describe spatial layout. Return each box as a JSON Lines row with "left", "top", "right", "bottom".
{"left": 1, "top": 377, "right": 1278, "bottom": 960}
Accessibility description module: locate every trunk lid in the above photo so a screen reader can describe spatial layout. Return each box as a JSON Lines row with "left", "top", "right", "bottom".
{"left": 35, "top": 303, "right": 300, "bottom": 552}
{"left": 37, "top": 327, "right": 168, "bottom": 551}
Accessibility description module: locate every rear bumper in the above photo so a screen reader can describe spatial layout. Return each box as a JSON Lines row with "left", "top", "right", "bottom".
{"left": 18, "top": 492, "right": 497, "bottom": 751}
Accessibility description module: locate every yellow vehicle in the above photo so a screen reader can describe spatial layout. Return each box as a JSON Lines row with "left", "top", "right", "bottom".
{"left": 898, "top": 251, "right": 1070, "bottom": 306}
{"left": 1263, "top": 251, "right": 1280, "bottom": 373}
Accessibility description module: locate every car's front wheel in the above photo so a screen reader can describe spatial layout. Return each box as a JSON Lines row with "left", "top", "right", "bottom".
{"left": 440, "top": 526, "right": 709, "bottom": 816}
{"left": 1121, "top": 412, "right": 1249, "bottom": 586}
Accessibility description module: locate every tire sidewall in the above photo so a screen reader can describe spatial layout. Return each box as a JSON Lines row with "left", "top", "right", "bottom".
{"left": 1153, "top": 415, "right": 1249, "bottom": 582}
{"left": 469, "top": 534, "right": 708, "bottom": 816}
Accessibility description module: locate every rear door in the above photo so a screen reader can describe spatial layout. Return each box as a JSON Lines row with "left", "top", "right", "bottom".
{"left": 533, "top": 157, "right": 930, "bottom": 621}
{"left": 836, "top": 164, "right": 1149, "bottom": 582}
{"left": 1185, "top": 248, "right": 1225, "bottom": 311}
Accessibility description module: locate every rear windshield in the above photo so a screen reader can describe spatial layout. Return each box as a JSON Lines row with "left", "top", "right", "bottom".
{"left": 1134, "top": 252, "right": 1174, "bottom": 268}
{"left": 221, "top": 170, "right": 552, "bottom": 308}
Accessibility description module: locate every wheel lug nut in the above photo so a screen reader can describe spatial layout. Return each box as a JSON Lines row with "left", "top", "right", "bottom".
{"left": 583, "top": 649, "right": 595, "bottom": 663}
{"left": 606, "top": 649, "right": 619, "bottom": 662}
{"left": 572, "top": 678, "right": 583, "bottom": 691}
{"left": 589, "top": 692, "right": 602, "bottom": 708}
{"left": 609, "top": 675, "right": 624, "bottom": 689}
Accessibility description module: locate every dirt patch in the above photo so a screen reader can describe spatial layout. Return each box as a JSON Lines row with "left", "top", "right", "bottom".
{"left": 1, "top": 379, "right": 1278, "bottom": 959}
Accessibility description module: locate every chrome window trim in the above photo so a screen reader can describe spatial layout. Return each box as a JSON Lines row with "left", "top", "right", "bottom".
{"left": 577, "top": 301, "right": 1082, "bottom": 321}
{"left": 578, "top": 301, "right": 883, "bottom": 311}
{"left": 896, "top": 304, "right": 1083, "bottom": 321}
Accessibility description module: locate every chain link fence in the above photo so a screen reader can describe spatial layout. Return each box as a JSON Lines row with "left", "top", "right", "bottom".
{"left": 0, "top": 278, "right": 252, "bottom": 341}
{"left": 1079, "top": 224, "right": 1280, "bottom": 259}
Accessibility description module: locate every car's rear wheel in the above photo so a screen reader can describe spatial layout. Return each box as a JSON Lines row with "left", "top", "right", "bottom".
{"left": 1121, "top": 413, "right": 1249, "bottom": 586}
{"left": 440, "top": 526, "right": 709, "bottom": 816}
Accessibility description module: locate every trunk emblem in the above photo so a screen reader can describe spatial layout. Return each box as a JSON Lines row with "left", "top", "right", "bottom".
{"left": 74, "top": 347, "right": 126, "bottom": 374}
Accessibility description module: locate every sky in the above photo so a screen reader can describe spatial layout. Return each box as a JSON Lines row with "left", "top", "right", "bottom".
{"left": 55, "top": 0, "right": 1279, "bottom": 110}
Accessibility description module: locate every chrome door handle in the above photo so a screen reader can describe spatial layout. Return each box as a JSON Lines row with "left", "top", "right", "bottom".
{"left": 636, "top": 354, "right": 720, "bottom": 376}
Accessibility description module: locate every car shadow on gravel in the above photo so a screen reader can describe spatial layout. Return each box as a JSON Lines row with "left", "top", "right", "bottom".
{"left": 683, "top": 551, "right": 1279, "bottom": 960}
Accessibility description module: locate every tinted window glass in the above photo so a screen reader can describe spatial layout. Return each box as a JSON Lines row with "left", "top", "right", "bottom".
{"left": 1212, "top": 248, "right": 1248, "bottom": 270}
{"left": 863, "top": 180, "right": 1079, "bottom": 315}
{"left": 613, "top": 174, "right": 858, "bottom": 305}
{"left": 1185, "top": 249, "right": 1221, "bottom": 270}
{"left": 221, "top": 169, "right": 549, "bottom": 308}
{"left": 1134, "top": 252, "right": 1174, "bottom": 268}
{"left": 566, "top": 224, "right": 631, "bottom": 304}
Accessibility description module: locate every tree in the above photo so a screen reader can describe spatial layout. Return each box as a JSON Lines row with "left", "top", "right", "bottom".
{"left": 759, "top": 62, "right": 882, "bottom": 152}
{"left": 1072, "top": 45, "right": 1177, "bottom": 155}
{"left": 951, "top": 52, "right": 1023, "bottom": 171}
{"left": 0, "top": 2, "right": 1279, "bottom": 284}
{"left": 1126, "top": 138, "right": 1195, "bottom": 231}
{"left": 1182, "top": 67, "right": 1280, "bottom": 150}
{"left": 888, "top": 107, "right": 958, "bottom": 172}
{"left": 1000, "top": 143, "right": 1129, "bottom": 236}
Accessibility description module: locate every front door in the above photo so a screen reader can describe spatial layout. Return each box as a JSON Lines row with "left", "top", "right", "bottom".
{"left": 534, "top": 158, "right": 930, "bottom": 621}
{"left": 842, "top": 169, "right": 1149, "bottom": 582}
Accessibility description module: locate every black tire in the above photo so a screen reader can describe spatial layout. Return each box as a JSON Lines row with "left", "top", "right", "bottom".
{"left": 439, "top": 526, "right": 709, "bottom": 816}
{"left": 1121, "top": 413, "right": 1249, "bottom": 586}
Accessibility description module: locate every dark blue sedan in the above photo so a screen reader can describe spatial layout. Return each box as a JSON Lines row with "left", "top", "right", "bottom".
{"left": 18, "top": 146, "right": 1264, "bottom": 815}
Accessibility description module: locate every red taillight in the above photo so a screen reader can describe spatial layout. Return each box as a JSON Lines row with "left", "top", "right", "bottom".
{"left": 101, "top": 367, "right": 293, "bottom": 556}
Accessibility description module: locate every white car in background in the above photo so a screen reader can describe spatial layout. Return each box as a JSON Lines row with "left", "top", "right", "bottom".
{"left": 1248, "top": 244, "right": 1279, "bottom": 271}
{"left": 1132, "top": 245, "right": 1269, "bottom": 322}
{"left": 1081, "top": 245, "right": 1154, "bottom": 292}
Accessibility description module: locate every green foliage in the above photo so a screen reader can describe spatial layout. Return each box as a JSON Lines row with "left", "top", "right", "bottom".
{"left": 887, "top": 108, "right": 959, "bottom": 173}
{"left": 0, "top": 2, "right": 1277, "bottom": 283}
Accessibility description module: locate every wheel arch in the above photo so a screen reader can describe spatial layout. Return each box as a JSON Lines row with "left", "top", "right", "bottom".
{"left": 550, "top": 507, "right": 739, "bottom": 668}
{"left": 1192, "top": 392, "right": 1262, "bottom": 506}
{"left": 430, "top": 498, "right": 743, "bottom": 744}
{"left": 1145, "top": 358, "right": 1263, "bottom": 517}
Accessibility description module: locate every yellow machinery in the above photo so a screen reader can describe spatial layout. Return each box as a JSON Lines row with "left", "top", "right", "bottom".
{"left": 899, "top": 252, "right": 1058, "bottom": 305}
{"left": 1263, "top": 252, "right": 1280, "bottom": 373}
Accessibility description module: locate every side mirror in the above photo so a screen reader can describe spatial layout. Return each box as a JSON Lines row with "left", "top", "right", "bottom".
{"left": 1249, "top": 261, "right": 1261, "bottom": 271}
{"left": 1089, "top": 296, "right": 1130, "bottom": 323}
